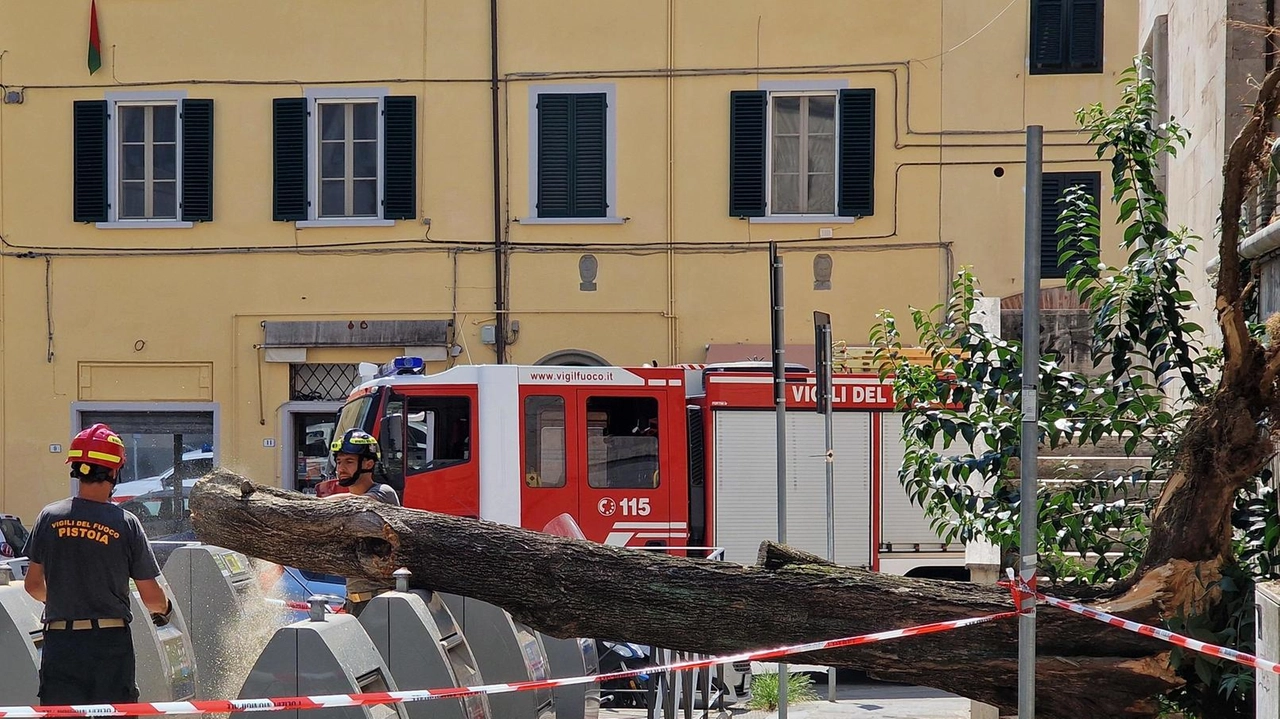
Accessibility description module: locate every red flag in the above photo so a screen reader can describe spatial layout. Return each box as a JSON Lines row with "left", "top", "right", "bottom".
{"left": 88, "top": 0, "right": 102, "bottom": 74}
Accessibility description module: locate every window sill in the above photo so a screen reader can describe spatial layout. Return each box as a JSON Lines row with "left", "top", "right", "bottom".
{"left": 1029, "top": 67, "right": 1104, "bottom": 76}
{"left": 516, "top": 216, "right": 627, "bottom": 225}
{"left": 95, "top": 220, "right": 195, "bottom": 230}
{"left": 748, "top": 215, "right": 860, "bottom": 224}
{"left": 296, "top": 218, "right": 396, "bottom": 228}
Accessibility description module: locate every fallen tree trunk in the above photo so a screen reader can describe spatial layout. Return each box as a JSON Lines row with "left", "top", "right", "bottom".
{"left": 191, "top": 471, "right": 1180, "bottom": 718}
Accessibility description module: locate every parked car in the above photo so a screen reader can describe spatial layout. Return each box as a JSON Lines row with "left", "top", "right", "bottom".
{"left": 0, "top": 514, "right": 29, "bottom": 558}
{"left": 121, "top": 485, "right": 193, "bottom": 538}
{"left": 112, "top": 449, "right": 214, "bottom": 504}
{"left": 257, "top": 561, "right": 347, "bottom": 620}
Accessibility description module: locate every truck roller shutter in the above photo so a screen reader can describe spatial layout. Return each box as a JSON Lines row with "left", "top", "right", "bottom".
{"left": 878, "top": 412, "right": 957, "bottom": 550}
{"left": 712, "top": 411, "right": 871, "bottom": 568}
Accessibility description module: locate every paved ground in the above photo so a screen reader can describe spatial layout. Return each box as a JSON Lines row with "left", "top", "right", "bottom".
{"left": 600, "top": 682, "right": 973, "bottom": 719}
{"left": 756, "top": 683, "right": 972, "bottom": 718}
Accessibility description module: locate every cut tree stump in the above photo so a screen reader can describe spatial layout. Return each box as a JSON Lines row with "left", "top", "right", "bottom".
{"left": 191, "top": 471, "right": 1182, "bottom": 718}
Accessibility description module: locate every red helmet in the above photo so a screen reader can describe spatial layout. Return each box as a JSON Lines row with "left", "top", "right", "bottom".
{"left": 67, "top": 423, "right": 126, "bottom": 474}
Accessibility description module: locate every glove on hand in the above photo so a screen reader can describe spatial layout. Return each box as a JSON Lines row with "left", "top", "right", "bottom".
{"left": 151, "top": 599, "right": 173, "bottom": 627}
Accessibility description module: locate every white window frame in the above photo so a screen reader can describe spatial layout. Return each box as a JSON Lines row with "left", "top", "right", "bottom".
{"left": 520, "top": 83, "right": 624, "bottom": 225}
{"left": 100, "top": 90, "right": 192, "bottom": 230}
{"left": 752, "top": 80, "right": 858, "bottom": 225}
{"left": 299, "top": 87, "right": 394, "bottom": 229}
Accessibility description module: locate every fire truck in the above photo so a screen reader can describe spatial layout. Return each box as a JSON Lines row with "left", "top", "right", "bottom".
{"left": 322, "top": 356, "right": 966, "bottom": 578}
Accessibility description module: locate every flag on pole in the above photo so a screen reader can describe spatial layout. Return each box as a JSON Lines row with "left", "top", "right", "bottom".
{"left": 88, "top": 0, "right": 102, "bottom": 74}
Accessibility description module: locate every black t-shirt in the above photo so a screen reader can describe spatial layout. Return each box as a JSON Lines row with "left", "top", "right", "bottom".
{"left": 22, "top": 497, "right": 161, "bottom": 623}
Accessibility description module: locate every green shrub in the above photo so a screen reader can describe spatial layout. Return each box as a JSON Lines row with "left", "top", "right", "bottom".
{"left": 747, "top": 670, "right": 819, "bottom": 712}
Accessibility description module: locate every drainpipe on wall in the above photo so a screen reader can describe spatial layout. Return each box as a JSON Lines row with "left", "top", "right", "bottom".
{"left": 1206, "top": 221, "right": 1280, "bottom": 277}
{"left": 490, "top": 0, "right": 507, "bottom": 364}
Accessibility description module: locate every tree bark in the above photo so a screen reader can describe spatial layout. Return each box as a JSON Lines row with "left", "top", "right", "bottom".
{"left": 191, "top": 471, "right": 1180, "bottom": 719}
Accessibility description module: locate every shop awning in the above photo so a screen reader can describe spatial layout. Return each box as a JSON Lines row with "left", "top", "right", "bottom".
{"left": 261, "top": 319, "right": 450, "bottom": 348}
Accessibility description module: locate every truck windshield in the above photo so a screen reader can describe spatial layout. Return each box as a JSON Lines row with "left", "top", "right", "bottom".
{"left": 333, "top": 395, "right": 376, "bottom": 445}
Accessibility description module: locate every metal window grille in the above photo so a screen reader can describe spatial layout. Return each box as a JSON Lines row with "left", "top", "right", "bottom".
{"left": 290, "top": 363, "right": 360, "bottom": 401}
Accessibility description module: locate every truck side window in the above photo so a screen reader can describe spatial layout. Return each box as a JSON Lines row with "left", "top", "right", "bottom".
{"left": 404, "top": 396, "right": 471, "bottom": 473}
{"left": 585, "top": 396, "right": 660, "bottom": 489}
{"left": 380, "top": 399, "right": 406, "bottom": 488}
{"left": 524, "top": 396, "right": 566, "bottom": 488}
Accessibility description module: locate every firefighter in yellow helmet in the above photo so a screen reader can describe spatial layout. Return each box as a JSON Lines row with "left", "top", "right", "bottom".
{"left": 329, "top": 429, "right": 399, "bottom": 615}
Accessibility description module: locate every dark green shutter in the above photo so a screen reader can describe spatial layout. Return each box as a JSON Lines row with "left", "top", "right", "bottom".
{"left": 1030, "top": 0, "right": 1066, "bottom": 72}
{"left": 728, "top": 90, "right": 766, "bottom": 218}
{"left": 73, "top": 100, "right": 108, "bottom": 223}
{"left": 383, "top": 95, "right": 417, "bottom": 220}
{"left": 272, "top": 98, "right": 308, "bottom": 222}
{"left": 536, "top": 93, "right": 607, "bottom": 218}
{"left": 180, "top": 99, "right": 214, "bottom": 222}
{"left": 1041, "top": 171, "right": 1100, "bottom": 278}
{"left": 536, "top": 94, "right": 572, "bottom": 218}
{"left": 571, "top": 93, "right": 607, "bottom": 217}
{"left": 1039, "top": 173, "right": 1066, "bottom": 277}
{"left": 837, "top": 89, "right": 876, "bottom": 218}
{"left": 1066, "top": 0, "right": 1103, "bottom": 70}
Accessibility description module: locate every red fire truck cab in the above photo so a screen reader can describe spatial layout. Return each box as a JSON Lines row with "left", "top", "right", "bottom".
{"left": 324, "top": 357, "right": 967, "bottom": 578}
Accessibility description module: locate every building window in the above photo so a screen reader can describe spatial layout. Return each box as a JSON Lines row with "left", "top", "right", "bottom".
{"left": 318, "top": 101, "right": 380, "bottom": 218}
{"left": 1030, "top": 0, "right": 1104, "bottom": 75}
{"left": 118, "top": 104, "right": 178, "bottom": 219}
{"left": 272, "top": 90, "right": 417, "bottom": 226}
{"left": 526, "top": 85, "right": 619, "bottom": 223}
{"left": 524, "top": 396, "right": 566, "bottom": 488}
{"left": 729, "top": 88, "right": 874, "bottom": 219}
{"left": 72, "top": 403, "right": 218, "bottom": 538}
{"left": 770, "top": 94, "right": 837, "bottom": 215}
{"left": 72, "top": 94, "right": 214, "bottom": 226}
{"left": 1040, "top": 171, "right": 1101, "bottom": 279}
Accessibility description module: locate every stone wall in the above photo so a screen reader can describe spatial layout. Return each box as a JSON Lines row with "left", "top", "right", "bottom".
{"left": 1137, "top": 1, "right": 1269, "bottom": 348}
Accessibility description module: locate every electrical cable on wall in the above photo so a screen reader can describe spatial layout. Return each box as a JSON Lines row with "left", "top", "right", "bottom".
{"left": 44, "top": 255, "right": 53, "bottom": 363}
{"left": 0, "top": 151, "right": 1100, "bottom": 260}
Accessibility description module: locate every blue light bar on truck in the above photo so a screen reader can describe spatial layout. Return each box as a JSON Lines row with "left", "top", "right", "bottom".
{"left": 376, "top": 356, "right": 425, "bottom": 378}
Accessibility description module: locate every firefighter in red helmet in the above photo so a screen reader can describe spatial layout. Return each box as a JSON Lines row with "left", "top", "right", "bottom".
{"left": 21, "top": 423, "right": 174, "bottom": 707}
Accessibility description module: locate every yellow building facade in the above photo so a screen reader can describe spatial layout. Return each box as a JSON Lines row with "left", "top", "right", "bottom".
{"left": 0, "top": 0, "right": 1136, "bottom": 520}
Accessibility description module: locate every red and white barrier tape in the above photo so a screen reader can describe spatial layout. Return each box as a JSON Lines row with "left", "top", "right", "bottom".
{"left": 999, "top": 574, "right": 1280, "bottom": 674}
{"left": 0, "top": 611, "right": 1014, "bottom": 717}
